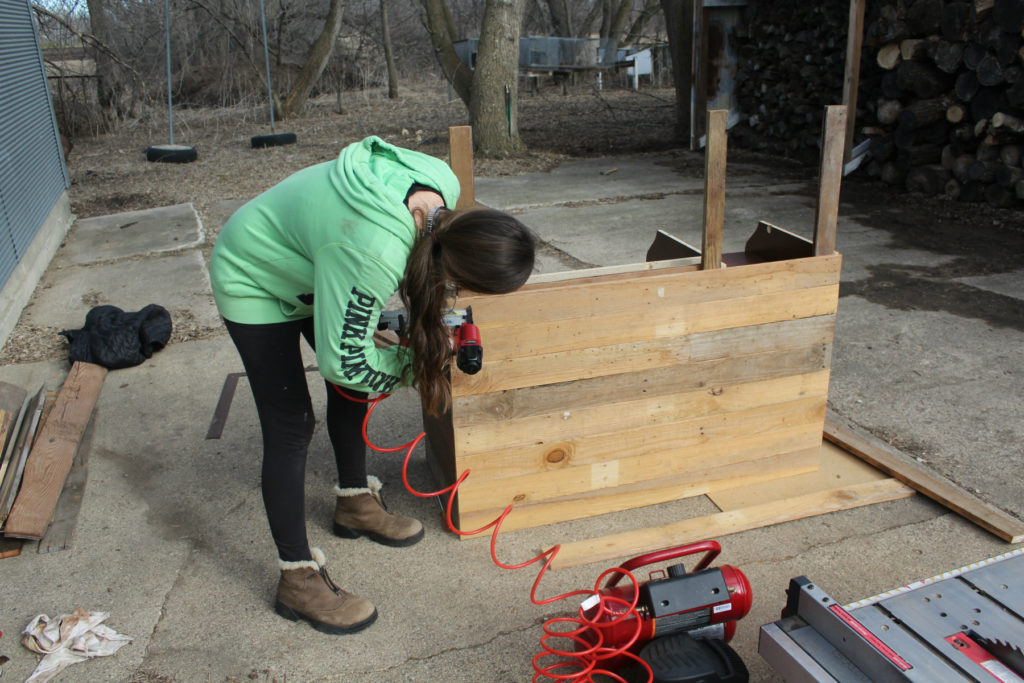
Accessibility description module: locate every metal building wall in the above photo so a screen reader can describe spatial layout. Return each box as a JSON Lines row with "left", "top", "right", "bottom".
{"left": 0, "top": 0, "right": 71, "bottom": 288}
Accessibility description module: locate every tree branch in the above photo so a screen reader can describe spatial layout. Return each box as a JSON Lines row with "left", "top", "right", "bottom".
{"left": 31, "top": 4, "right": 138, "bottom": 76}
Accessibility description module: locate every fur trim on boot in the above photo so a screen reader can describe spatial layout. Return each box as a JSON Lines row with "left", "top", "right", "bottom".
{"left": 334, "top": 476, "right": 424, "bottom": 547}
{"left": 275, "top": 547, "right": 377, "bottom": 634}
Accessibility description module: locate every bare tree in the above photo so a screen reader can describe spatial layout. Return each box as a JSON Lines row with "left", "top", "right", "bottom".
{"left": 422, "top": 0, "right": 527, "bottom": 156}
{"left": 381, "top": 0, "right": 398, "bottom": 98}
{"left": 279, "top": 0, "right": 345, "bottom": 117}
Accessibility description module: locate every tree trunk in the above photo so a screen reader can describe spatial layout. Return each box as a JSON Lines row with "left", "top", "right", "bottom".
{"left": 86, "top": 0, "right": 121, "bottom": 126}
{"left": 279, "top": 0, "right": 345, "bottom": 118}
{"left": 544, "top": 0, "right": 573, "bottom": 36}
{"left": 470, "top": 0, "right": 528, "bottom": 157}
{"left": 422, "top": 0, "right": 472, "bottom": 105}
{"left": 661, "top": 0, "right": 694, "bottom": 141}
{"left": 381, "top": 0, "right": 398, "bottom": 99}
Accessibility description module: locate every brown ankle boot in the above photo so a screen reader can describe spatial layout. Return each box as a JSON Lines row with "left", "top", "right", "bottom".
{"left": 333, "top": 476, "right": 424, "bottom": 547}
{"left": 275, "top": 547, "right": 377, "bottom": 634}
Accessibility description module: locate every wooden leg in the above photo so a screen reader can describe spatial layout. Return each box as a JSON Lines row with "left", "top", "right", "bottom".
{"left": 448, "top": 125, "right": 475, "bottom": 209}
{"left": 813, "top": 105, "right": 848, "bottom": 257}
{"left": 701, "top": 109, "right": 728, "bottom": 270}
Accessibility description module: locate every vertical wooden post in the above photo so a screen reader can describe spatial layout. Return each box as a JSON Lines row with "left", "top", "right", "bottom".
{"left": 701, "top": 108, "right": 727, "bottom": 270}
{"left": 448, "top": 125, "right": 475, "bottom": 209}
{"left": 690, "top": 0, "right": 707, "bottom": 150}
{"left": 842, "top": 0, "right": 866, "bottom": 164}
{"left": 814, "top": 105, "right": 848, "bottom": 257}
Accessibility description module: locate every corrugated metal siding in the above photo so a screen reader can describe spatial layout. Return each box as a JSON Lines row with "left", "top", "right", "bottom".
{"left": 0, "top": 0, "right": 70, "bottom": 288}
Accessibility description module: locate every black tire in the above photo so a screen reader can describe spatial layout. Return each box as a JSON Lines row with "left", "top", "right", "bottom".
{"left": 251, "top": 132, "right": 297, "bottom": 149}
{"left": 146, "top": 144, "right": 198, "bottom": 164}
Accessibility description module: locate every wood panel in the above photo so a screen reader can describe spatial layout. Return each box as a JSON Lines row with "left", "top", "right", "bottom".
{"left": 456, "top": 421, "right": 826, "bottom": 515}
{"left": 702, "top": 109, "right": 728, "bottom": 270}
{"left": 454, "top": 315, "right": 835, "bottom": 398}
{"left": 427, "top": 240, "right": 842, "bottom": 532}
{"left": 4, "top": 362, "right": 107, "bottom": 539}
{"left": 457, "top": 447, "right": 822, "bottom": 534}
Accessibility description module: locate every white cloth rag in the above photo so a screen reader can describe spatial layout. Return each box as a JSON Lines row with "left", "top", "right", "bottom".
{"left": 22, "top": 607, "right": 132, "bottom": 682}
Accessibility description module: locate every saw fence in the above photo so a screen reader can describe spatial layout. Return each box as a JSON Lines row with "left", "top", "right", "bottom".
{"left": 423, "top": 114, "right": 1022, "bottom": 567}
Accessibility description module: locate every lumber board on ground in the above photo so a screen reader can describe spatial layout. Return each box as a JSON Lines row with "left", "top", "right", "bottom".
{"left": 549, "top": 478, "right": 915, "bottom": 569}
{"left": 4, "top": 362, "right": 107, "bottom": 540}
{"left": 38, "top": 413, "right": 96, "bottom": 553}
{"left": 824, "top": 412, "right": 1024, "bottom": 543}
{"left": 0, "top": 387, "right": 45, "bottom": 523}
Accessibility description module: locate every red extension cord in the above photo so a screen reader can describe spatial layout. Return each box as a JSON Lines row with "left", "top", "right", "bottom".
{"left": 333, "top": 385, "right": 654, "bottom": 682}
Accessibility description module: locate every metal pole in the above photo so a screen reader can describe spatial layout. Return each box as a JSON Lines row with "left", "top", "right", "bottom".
{"left": 164, "top": 0, "right": 174, "bottom": 144}
{"left": 259, "top": 0, "right": 275, "bottom": 132}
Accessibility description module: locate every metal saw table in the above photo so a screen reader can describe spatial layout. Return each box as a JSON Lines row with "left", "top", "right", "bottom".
{"left": 759, "top": 548, "right": 1024, "bottom": 681}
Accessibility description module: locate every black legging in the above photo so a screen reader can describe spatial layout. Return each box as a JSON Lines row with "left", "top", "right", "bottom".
{"left": 224, "top": 317, "right": 369, "bottom": 562}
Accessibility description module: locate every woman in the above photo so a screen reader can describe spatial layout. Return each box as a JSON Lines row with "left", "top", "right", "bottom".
{"left": 209, "top": 136, "right": 535, "bottom": 635}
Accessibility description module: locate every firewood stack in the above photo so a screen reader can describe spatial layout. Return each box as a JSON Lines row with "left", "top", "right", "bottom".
{"left": 730, "top": 0, "right": 853, "bottom": 165}
{"left": 731, "top": 0, "right": 1024, "bottom": 208}
{"left": 862, "top": 0, "right": 1024, "bottom": 206}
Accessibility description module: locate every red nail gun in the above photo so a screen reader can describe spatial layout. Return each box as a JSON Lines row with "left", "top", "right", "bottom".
{"left": 377, "top": 305, "right": 482, "bottom": 375}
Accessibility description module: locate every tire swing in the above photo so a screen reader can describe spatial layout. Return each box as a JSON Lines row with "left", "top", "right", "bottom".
{"left": 250, "top": 0, "right": 296, "bottom": 149}
{"left": 146, "top": 0, "right": 197, "bottom": 163}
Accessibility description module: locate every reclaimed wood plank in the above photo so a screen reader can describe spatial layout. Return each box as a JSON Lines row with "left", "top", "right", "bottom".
{"left": 843, "top": 0, "right": 866, "bottom": 163}
{"left": 702, "top": 109, "right": 728, "bottom": 270}
{"left": 455, "top": 420, "right": 824, "bottom": 514}
{"left": 455, "top": 396, "right": 827, "bottom": 482}
{"left": 454, "top": 369, "right": 830, "bottom": 456}
{"left": 457, "top": 447, "right": 822, "bottom": 534}
{"left": 814, "top": 105, "right": 847, "bottom": 256}
{"left": 4, "top": 362, "right": 107, "bottom": 540}
{"left": 453, "top": 315, "right": 835, "bottom": 396}
{"left": 454, "top": 338, "right": 830, "bottom": 428}
{"left": 449, "top": 125, "right": 475, "bottom": 208}
{"left": 824, "top": 412, "right": 1024, "bottom": 543}
{"left": 38, "top": 413, "right": 96, "bottom": 553}
{"left": 459, "top": 254, "right": 842, "bottom": 332}
{"left": 456, "top": 284, "right": 839, "bottom": 367}
{"left": 548, "top": 478, "right": 915, "bottom": 568}
{"left": 0, "top": 387, "right": 46, "bottom": 523}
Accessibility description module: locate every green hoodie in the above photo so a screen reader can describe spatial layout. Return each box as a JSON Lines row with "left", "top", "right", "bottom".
{"left": 209, "top": 136, "right": 461, "bottom": 393}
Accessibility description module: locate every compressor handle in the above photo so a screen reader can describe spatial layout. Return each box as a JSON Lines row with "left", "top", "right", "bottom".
{"left": 604, "top": 540, "right": 722, "bottom": 588}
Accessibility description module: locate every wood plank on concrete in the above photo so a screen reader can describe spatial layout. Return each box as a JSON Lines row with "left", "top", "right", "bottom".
{"left": 4, "top": 362, "right": 106, "bottom": 540}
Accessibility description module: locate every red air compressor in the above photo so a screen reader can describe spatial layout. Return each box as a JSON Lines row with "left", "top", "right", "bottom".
{"left": 577, "top": 540, "right": 752, "bottom": 682}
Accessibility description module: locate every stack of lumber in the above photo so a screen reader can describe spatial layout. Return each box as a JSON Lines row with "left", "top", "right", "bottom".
{"left": 860, "top": 0, "right": 1024, "bottom": 206}
{"left": 0, "top": 362, "right": 106, "bottom": 556}
{"left": 730, "top": 0, "right": 853, "bottom": 164}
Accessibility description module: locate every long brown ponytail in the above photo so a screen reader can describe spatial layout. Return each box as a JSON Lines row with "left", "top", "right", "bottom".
{"left": 401, "top": 207, "right": 535, "bottom": 415}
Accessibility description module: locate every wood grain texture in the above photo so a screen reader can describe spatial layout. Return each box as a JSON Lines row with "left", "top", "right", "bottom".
{"left": 549, "top": 478, "right": 915, "bottom": 568}
{"left": 4, "top": 363, "right": 107, "bottom": 540}
{"left": 824, "top": 412, "right": 1024, "bottom": 543}
{"left": 814, "top": 105, "right": 848, "bottom": 256}
{"left": 448, "top": 125, "right": 475, "bottom": 208}
{"left": 702, "top": 109, "right": 728, "bottom": 269}
{"left": 458, "top": 447, "right": 822, "bottom": 534}
{"left": 843, "top": 0, "right": 867, "bottom": 162}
